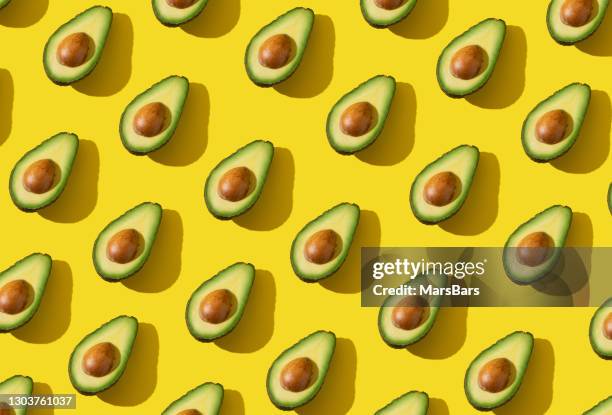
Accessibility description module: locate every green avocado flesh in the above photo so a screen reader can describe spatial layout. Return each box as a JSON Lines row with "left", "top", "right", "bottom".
{"left": 43, "top": 6, "right": 112, "bottom": 85}
{"left": 93, "top": 202, "right": 162, "bottom": 281}
{"left": 290, "top": 203, "right": 360, "bottom": 282}
{"left": 464, "top": 331, "right": 533, "bottom": 410}
{"left": 245, "top": 7, "right": 314, "bottom": 86}
{"left": 186, "top": 262, "right": 255, "bottom": 341}
{"left": 590, "top": 298, "right": 612, "bottom": 359}
{"left": 204, "top": 140, "right": 274, "bottom": 219}
{"left": 547, "top": 0, "right": 609, "bottom": 44}
{"left": 267, "top": 330, "right": 335, "bottom": 410}
{"left": 503, "top": 205, "right": 572, "bottom": 285}
{"left": 522, "top": 83, "right": 591, "bottom": 162}
{"left": 9, "top": 132, "right": 78, "bottom": 211}
{"left": 162, "top": 382, "right": 224, "bottom": 415}
{"left": 0, "top": 0, "right": 11, "bottom": 9}
{"left": 584, "top": 396, "right": 612, "bottom": 415}
{"left": 69, "top": 315, "right": 138, "bottom": 395}
{"left": 152, "top": 0, "right": 208, "bottom": 26}
{"left": 410, "top": 145, "right": 479, "bottom": 224}
{"left": 361, "top": 0, "right": 418, "bottom": 27}
{"left": 120, "top": 75, "right": 189, "bottom": 155}
{"left": 375, "top": 390, "right": 429, "bottom": 415}
{"left": 437, "top": 18, "right": 506, "bottom": 97}
{"left": 326, "top": 75, "right": 396, "bottom": 154}
{"left": 0, "top": 375, "right": 33, "bottom": 415}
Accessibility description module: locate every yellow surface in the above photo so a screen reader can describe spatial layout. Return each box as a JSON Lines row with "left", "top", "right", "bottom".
{"left": 0, "top": 0, "right": 610, "bottom": 414}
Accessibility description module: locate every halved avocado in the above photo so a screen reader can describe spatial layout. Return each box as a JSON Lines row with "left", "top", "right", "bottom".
{"left": 326, "top": 75, "right": 396, "bottom": 154}
{"left": 607, "top": 183, "right": 611, "bottom": 214}
{"left": 43, "top": 6, "right": 112, "bottom": 85}
{"left": 0, "top": 375, "right": 33, "bottom": 415}
{"left": 464, "top": 331, "right": 534, "bottom": 410}
{"left": 547, "top": 0, "right": 609, "bottom": 44}
{"left": 152, "top": 0, "right": 208, "bottom": 27}
{"left": 375, "top": 390, "right": 429, "bottom": 415}
{"left": 437, "top": 18, "right": 506, "bottom": 97}
{"left": 522, "top": 83, "right": 590, "bottom": 162}
{"left": 93, "top": 202, "right": 162, "bottom": 281}
{"left": 361, "top": 0, "right": 418, "bottom": 28}
{"left": 204, "top": 140, "right": 274, "bottom": 219}
{"left": 186, "top": 262, "right": 254, "bottom": 341}
{"left": 162, "top": 382, "right": 224, "bottom": 415}
{"left": 584, "top": 396, "right": 612, "bottom": 414}
{"left": 245, "top": 7, "right": 314, "bottom": 86}
{"left": 503, "top": 205, "right": 572, "bottom": 285}
{"left": 410, "top": 145, "right": 479, "bottom": 224}
{"left": 0, "top": 0, "right": 11, "bottom": 9}
{"left": 69, "top": 315, "right": 138, "bottom": 395}
{"left": 290, "top": 203, "right": 360, "bottom": 282}
{"left": 120, "top": 75, "right": 189, "bottom": 155}
{"left": 267, "top": 330, "right": 335, "bottom": 410}
{"left": 589, "top": 297, "right": 612, "bottom": 359}
{"left": 9, "top": 132, "right": 79, "bottom": 211}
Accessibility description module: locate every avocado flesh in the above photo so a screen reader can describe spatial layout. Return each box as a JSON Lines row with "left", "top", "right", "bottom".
{"left": 291, "top": 203, "right": 360, "bottom": 282}
{"left": 69, "top": 315, "right": 138, "bottom": 395}
{"left": 584, "top": 396, "right": 612, "bottom": 415}
{"left": 437, "top": 18, "right": 506, "bottom": 97}
{"left": 522, "top": 83, "right": 591, "bottom": 162}
{"left": 465, "top": 331, "right": 533, "bottom": 410}
{"left": 267, "top": 330, "right": 336, "bottom": 410}
{"left": 245, "top": 7, "right": 314, "bottom": 86}
{"left": 120, "top": 75, "right": 189, "bottom": 155}
{"left": 326, "top": 75, "right": 396, "bottom": 154}
{"left": 9, "top": 133, "right": 79, "bottom": 211}
{"left": 0, "top": 375, "right": 33, "bottom": 415}
{"left": 503, "top": 205, "right": 572, "bottom": 285}
{"left": 93, "top": 202, "right": 162, "bottom": 281}
{"left": 0, "top": 0, "right": 11, "bottom": 9}
{"left": 152, "top": 0, "right": 208, "bottom": 26}
{"left": 410, "top": 145, "right": 479, "bottom": 224}
{"left": 162, "top": 382, "right": 224, "bottom": 415}
{"left": 43, "top": 6, "right": 112, "bottom": 85}
{"left": 547, "top": 0, "right": 609, "bottom": 44}
{"left": 590, "top": 298, "right": 612, "bottom": 359}
{"left": 375, "top": 390, "right": 429, "bottom": 415}
{"left": 361, "top": 0, "right": 418, "bottom": 27}
{"left": 204, "top": 140, "right": 274, "bottom": 219}
{"left": 186, "top": 262, "right": 255, "bottom": 341}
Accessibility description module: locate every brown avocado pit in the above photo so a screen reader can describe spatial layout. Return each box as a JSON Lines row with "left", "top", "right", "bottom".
{"left": 280, "top": 357, "right": 317, "bottom": 392}
{"left": 56, "top": 32, "right": 92, "bottom": 68}
{"left": 133, "top": 102, "right": 170, "bottom": 137}
{"left": 82, "top": 342, "right": 120, "bottom": 377}
{"left": 176, "top": 410, "right": 202, "bottom": 415}
{"left": 106, "top": 228, "right": 143, "bottom": 264}
{"left": 423, "top": 171, "right": 461, "bottom": 207}
{"left": 516, "top": 231, "right": 554, "bottom": 267}
{"left": 391, "top": 296, "right": 428, "bottom": 330}
{"left": 166, "top": 0, "right": 197, "bottom": 9}
{"left": 603, "top": 312, "right": 612, "bottom": 340}
{"left": 217, "top": 166, "right": 255, "bottom": 202}
{"left": 478, "top": 357, "right": 514, "bottom": 393}
{"left": 199, "top": 288, "right": 235, "bottom": 324}
{"left": 22, "top": 159, "right": 58, "bottom": 194}
{"left": 535, "top": 109, "right": 571, "bottom": 145}
{"left": 340, "top": 102, "right": 376, "bottom": 137}
{"left": 304, "top": 229, "right": 341, "bottom": 265}
{"left": 561, "top": 0, "right": 593, "bottom": 27}
{"left": 374, "top": 0, "right": 405, "bottom": 10}
{"left": 0, "top": 279, "right": 33, "bottom": 315}
{"left": 450, "top": 45, "right": 486, "bottom": 80}
{"left": 0, "top": 402, "right": 15, "bottom": 415}
{"left": 258, "top": 34, "right": 294, "bottom": 69}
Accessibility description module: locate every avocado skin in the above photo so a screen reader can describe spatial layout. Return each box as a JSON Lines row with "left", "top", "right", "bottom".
{"left": 360, "top": 0, "right": 417, "bottom": 28}
{"left": 152, "top": 0, "right": 208, "bottom": 27}
{"left": 583, "top": 396, "right": 612, "bottom": 414}
{"left": 0, "top": 0, "right": 11, "bottom": 9}
{"left": 546, "top": 0, "right": 609, "bottom": 45}
{"left": 608, "top": 184, "right": 612, "bottom": 215}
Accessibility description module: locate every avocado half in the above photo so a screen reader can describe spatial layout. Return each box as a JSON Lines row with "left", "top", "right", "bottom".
{"left": 375, "top": 390, "right": 429, "bottom": 415}
{"left": 68, "top": 315, "right": 138, "bottom": 395}
{"left": 464, "top": 331, "right": 534, "bottom": 410}
{"left": 0, "top": 375, "right": 33, "bottom": 415}
{"left": 267, "top": 330, "right": 335, "bottom": 410}
{"left": 437, "top": 18, "right": 506, "bottom": 97}
{"left": 547, "top": 0, "right": 609, "bottom": 44}
{"left": 589, "top": 297, "right": 612, "bottom": 359}
{"left": 43, "top": 6, "right": 113, "bottom": 85}
{"left": 583, "top": 396, "right": 612, "bottom": 414}
{"left": 152, "top": 0, "right": 208, "bottom": 27}
{"left": 607, "top": 183, "right": 612, "bottom": 214}
{"left": 245, "top": 7, "right": 314, "bottom": 86}
{"left": 326, "top": 75, "right": 396, "bottom": 154}
{"left": 186, "top": 262, "right": 254, "bottom": 342}
{"left": 162, "top": 382, "right": 224, "bottom": 415}
{"left": 360, "top": 0, "right": 418, "bottom": 28}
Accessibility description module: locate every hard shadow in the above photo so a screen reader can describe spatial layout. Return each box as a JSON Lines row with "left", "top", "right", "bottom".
{"left": 566, "top": 211, "right": 594, "bottom": 247}
{"left": 32, "top": 382, "right": 54, "bottom": 415}
{"left": 150, "top": 83, "right": 209, "bottom": 166}
{"left": 123, "top": 209, "right": 183, "bottom": 293}
{"left": 0, "top": 69, "right": 13, "bottom": 145}
{"left": 99, "top": 323, "right": 158, "bottom": 406}
{"left": 357, "top": 82, "right": 416, "bottom": 166}
{"left": 73, "top": 13, "right": 133, "bottom": 96}
{"left": 274, "top": 14, "right": 334, "bottom": 98}
{"left": 551, "top": 90, "right": 610, "bottom": 173}
{"left": 0, "top": 0, "right": 47, "bottom": 27}
{"left": 389, "top": 0, "right": 448, "bottom": 39}
{"left": 440, "top": 152, "right": 500, "bottom": 235}
{"left": 429, "top": 397, "right": 450, "bottom": 415}
{"left": 39, "top": 140, "right": 99, "bottom": 223}
{"left": 576, "top": 10, "right": 612, "bottom": 56}
{"left": 13, "top": 260, "right": 72, "bottom": 344}
{"left": 215, "top": 270, "right": 275, "bottom": 353}
{"left": 221, "top": 389, "right": 245, "bottom": 415}
{"left": 181, "top": 0, "right": 240, "bottom": 38}
{"left": 233, "top": 148, "right": 294, "bottom": 231}
{"left": 406, "top": 306, "right": 468, "bottom": 359}
{"left": 296, "top": 338, "right": 356, "bottom": 415}
{"left": 467, "top": 26, "right": 527, "bottom": 109}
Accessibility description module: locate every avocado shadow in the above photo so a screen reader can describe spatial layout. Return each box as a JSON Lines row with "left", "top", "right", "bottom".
{"left": 296, "top": 338, "right": 357, "bottom": 415}
{"left": 439, "top": 152, "right": 500, "bottom": 236}
{"left": 551, "top": 90, "right": 610, "bottom": 173}
{"left": 150, "top": 83, "right": 209, "bottom": 166}
{"left": 233, "top": 148, "right": 294, "bottom": 231}
{"left": 123, "top": 209, "right": 183, "bottom": 293}
{"left": 389, "top": 0, "right": 448, "bottom": 39}
{"left": 274, "top": 14, "right": 334, "bottom": 98}
{"left": 215, "top": 269, "right": 275, "bottom": 353}
{"left": 73, "top": 13, "right": 133, "bottom": 97}
{"left": 576, "top": 10, "right": 612, "bottom": 56}
{"left": 493, "top": 339, "right": 554, "bottom": 415}
{"left": 357, "top": 82, "right": 416, "bottom": 166}
{"left": 0, "top": 69, "right": 13, "bottom": 145}
{"left": 13, "top": 260, "right": 72, "bottom": 344}
{"left": 32, "top": 382, "right": 55, "bottom": 415}
{"left": 406, "top": 306, "right": 468, "bottom": 359}
{"left": 0, "top": 0, "right": 47, "bottom": 27}
{"left": 321, "top": 210, "right": 381, "bottom": 294}
{"left": 428, "top": 397, "right": 450, "bottom": 415}
{"left": 99, "top": 323, "right": 158, "bottom": 406}
{"left": 466, "top": 26, "right": 527, "bottom": 109}
{"left": 181, "top": 0, "right": 240, "bottom": 38}
{"left": 39, "top": 140, "right": 99, "bottom": 223}
{"left": 221, "top": 389, "right": 245, "bottom": 415}
{"left": 566, "top": 212, "right": 594, "bottom": 247}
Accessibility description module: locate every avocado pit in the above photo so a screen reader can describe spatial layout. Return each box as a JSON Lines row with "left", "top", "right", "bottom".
{"left": 478, "top": 357, "right": 514, "bottom": 393}
{"left": 199, "top": 288, "right": 235, "bottom": 324}
{"left": 280, "top": 357, "right": 316, "bottom": 392}
{"left": 166, "top": 0, "right": 196, "bottom": 8}
{"left": 304, "top": 229, "right": 341, "bottom": 265}
{"left": 374, "top": 0, "right": 404, "bottom": 10}
{"left": 561, "top": 0, "right": 592, "bottom": 27}
{"left": 535, "top": 109, "right": 570, "bottom": 145}
{"left": 0, "top": 279, "right": 32, "bottom": 315}
{"left": 217, "top": 166, "right": 255, "bottom": 202}
{"left": 106, "top": 228, "right": 143, "bottom": 264}
{"left": 340, "top": 102, "right": 376, "bottom": 137}
{"left": 603, "top": 312, "right": 612, "bottom": 340}
{"left": 0, "top": 402, "right": 14, "bottom": 415}
{"left": 57, "top": 32, "right": 92, "bottom": 68}
{"left": 258, "top": 34, "right": 294, "bottom": 69}
{"left": 392, "top": 296, "right": 428, "bottom": 330}
{"left": 450, "top": 45, "right": 485, "bottom": 80}
{"left": 516, "top": 231, "right": 554, "bottom": 267}
{"left": 82, "top": 342, "right": 120, "bottom": 377}
{"left": 423, "top": 171, "right": 461, "bottom": 207}
{"left": 133, "top": 102, "right": 169, "bottom": 137}
{"left": 176, "top": 410, "right": 201, "bottom": 415}
{"left": 22, "top": 159, "right": 58, "bottom": 194}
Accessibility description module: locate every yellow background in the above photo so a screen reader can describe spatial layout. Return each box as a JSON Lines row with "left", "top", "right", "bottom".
{"left": 0, "top": 0, "right": 610, "bottom": 413}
